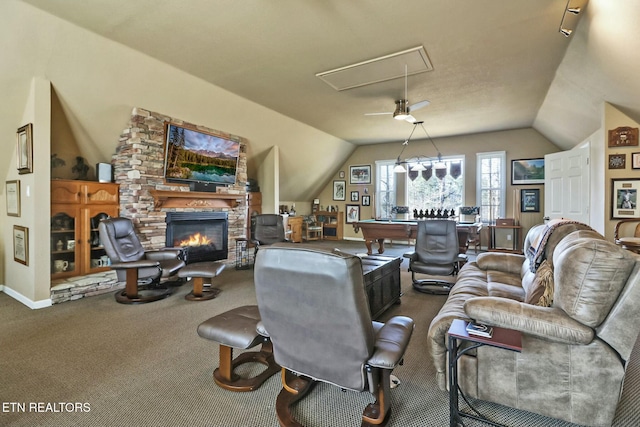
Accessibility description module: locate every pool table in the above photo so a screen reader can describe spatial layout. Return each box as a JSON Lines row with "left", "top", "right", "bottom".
{"left": 352, "top": 219, "right": 481, "bottom": 255}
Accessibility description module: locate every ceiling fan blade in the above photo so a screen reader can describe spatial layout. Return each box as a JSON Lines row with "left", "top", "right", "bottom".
{"left": 364, "top": 112, "right": 393, "bottom": 116}
{"left": 409, "top": 100, "right": 430, "bottom": 112}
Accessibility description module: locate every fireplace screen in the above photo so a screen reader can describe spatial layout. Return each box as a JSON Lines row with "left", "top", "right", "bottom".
{"left": 165, "top": 212, "right": 228, "bottom": 263}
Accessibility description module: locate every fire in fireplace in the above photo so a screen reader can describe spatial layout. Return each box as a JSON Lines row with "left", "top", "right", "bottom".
{"left": 165, "top": 212, "right": 228, "bottom": 264}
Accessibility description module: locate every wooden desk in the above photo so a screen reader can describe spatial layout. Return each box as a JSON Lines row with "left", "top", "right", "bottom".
{"left": 353, "top": 219, "right": 481, "bottom": 255}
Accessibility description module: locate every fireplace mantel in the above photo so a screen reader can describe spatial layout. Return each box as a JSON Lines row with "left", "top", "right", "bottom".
{"left": 150, "top": 190, "right": 242, "bottom": 209}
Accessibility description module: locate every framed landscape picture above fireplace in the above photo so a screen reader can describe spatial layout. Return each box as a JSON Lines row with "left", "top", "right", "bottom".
{"left": 164, "top": 122, "right": 240, "bottom": 187}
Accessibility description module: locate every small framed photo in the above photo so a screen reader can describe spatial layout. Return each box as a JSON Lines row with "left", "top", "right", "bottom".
{"left": 350, "top": 191, "right": 359, "bottom": 202}
{"left": 633, "top": 152, "right": 640, "bottom": 170}
{"left": 16, "top": 124, "right": 33, "bottom": 175}
{"left": 362, "top": 195, "right": 371, "bottom": 206}
{"left": 608, "top": 154, "right": 626, "bottom": 169}
{"left": 6, "top": 180, "right": 20, "bottom": 217}
{"left": 339, "top": 170, "right": 345, "bottom": 179}
{"left": 349, "top": 165, "right": 371, "bottom": 185}
{"left": 346, "top": 204, "right": 360, "bottom": 223}
{"left": 511, "top": 158, "right": 544, "bottom": 185}
{"left": 611, "top": 178, "right": 640, "bottom": 219}
{"left": 520, "top": 189, "right": 540, "bottom": 213}
{"left": 13, "top": 225, "right": 29, "bottom": 266}
{"left": 332, "top": 180, "right": 346, "bottom": 201}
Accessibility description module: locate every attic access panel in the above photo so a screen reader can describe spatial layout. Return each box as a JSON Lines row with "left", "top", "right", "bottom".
{"left": 316, "top": 46, "right": 433, "bottom": 91}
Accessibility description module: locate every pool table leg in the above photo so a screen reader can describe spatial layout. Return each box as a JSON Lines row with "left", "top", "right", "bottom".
{"left": 376, "top": 238, "right": 385, "bottom": 254}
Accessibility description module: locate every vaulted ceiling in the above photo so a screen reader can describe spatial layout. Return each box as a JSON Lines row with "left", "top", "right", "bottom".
{"left": 21, "top": 0, "right": 632, "bottom": 153}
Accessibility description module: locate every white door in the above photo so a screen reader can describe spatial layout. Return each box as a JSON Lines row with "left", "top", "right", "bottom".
{"left": 544, "top": 146, "right": 590, "bottom": 223}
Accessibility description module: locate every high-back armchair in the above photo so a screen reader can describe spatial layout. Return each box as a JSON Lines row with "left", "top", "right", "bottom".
{"left": 254, "top": 245, "right": 414, "bottom": 426}
{"left": 405, "top": 219, "right": 462, "bottom": 294}
{"left": 99, "top": 217, "right": 185, "bottom": 304}
{"left": 251, "top": 214, "right": 286, "bottom": 248}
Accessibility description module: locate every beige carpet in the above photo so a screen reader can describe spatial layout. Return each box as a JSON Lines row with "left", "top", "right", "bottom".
{"left": 1, "top": 241, "right": 639, "bottom": 427}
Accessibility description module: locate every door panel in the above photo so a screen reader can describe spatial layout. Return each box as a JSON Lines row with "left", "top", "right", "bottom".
{"left": 544, "top": 147, "right": 590, "bottom": 224}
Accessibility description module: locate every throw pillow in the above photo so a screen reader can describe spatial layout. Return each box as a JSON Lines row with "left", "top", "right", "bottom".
{"left": 535, "top": 260, "right": 554, "bottom": 307}
{"left": 524, "top": 260, "right": 554, "bottom": 306}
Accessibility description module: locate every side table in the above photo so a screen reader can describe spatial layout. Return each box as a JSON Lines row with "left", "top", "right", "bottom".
{"left": 447, "top": 319, "right": 522, "bottom": 427}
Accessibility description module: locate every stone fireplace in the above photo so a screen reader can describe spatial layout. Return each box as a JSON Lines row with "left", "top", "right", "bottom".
{"left": 112, "top": 108, "right": 249, "bottom": 266}
{"left": 50, "top": 108, "right": 249, "bottom": 304}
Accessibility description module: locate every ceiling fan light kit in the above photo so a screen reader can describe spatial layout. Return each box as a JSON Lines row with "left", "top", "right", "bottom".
{"left": 365, "top": 64, "right": 430, "bottom": 123}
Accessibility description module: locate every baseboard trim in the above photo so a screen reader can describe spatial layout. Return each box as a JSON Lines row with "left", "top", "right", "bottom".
{"left": 1, "top": 285, "right": 52, "bottom": 309}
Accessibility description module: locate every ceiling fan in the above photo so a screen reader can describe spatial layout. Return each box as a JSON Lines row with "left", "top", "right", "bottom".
{"left": 365, "top": 65, "right": 430, "bottom": 123}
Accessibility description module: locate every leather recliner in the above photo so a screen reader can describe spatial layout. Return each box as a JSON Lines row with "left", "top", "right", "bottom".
{"left": 254, "top": 245, "right": 414, "bottom": 427}
{"left": 99, "top": 217, "right": 185, "bottom": 304}
{"left": 405, "top": 219, "right": 463, "bottom": 294}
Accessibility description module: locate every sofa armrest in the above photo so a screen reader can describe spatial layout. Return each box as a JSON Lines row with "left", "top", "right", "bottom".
{"left": 464, "top": 297, "right": 594, "bottom": 345}
{"left": 476, "top": 252, "right": 525, "bottom": 275}
{"left": 368, "top": 316, "right": 414, "bottom": 369}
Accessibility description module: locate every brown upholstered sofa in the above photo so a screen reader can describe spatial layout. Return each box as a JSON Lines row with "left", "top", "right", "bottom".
{"left": 427, "top": 221, "right": 640, "bottom": 426}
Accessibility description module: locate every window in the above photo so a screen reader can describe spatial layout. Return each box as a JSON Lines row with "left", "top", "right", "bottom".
{"left": 406, "top": 156, "right": 464, "bottom": 215}
{"left": 476, "top": 151, "right": 506, "bottom": 223}
{"left": 376, "top": 160, "right": 396, "bottom": 219}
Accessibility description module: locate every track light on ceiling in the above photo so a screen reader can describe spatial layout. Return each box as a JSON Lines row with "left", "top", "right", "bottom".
{"left": 559, "top": 1, "right": 582, "bottom": 37}
{"left": 560, "top": 28, "right": 573, "bottom": 37}
{"left": 393, "top": 121, "right": 447, "bottom": 175}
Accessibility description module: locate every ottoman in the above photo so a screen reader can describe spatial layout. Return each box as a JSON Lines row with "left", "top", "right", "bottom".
{"left": 178, "top": 261, "right": 225, "bottom": 301}
{"left": 197, "top": 305, "right": 280, "bottom": 392}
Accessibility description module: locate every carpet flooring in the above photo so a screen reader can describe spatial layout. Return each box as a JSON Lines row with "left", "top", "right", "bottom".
{"left": 1, "top": 240, "right": 639, "bottom": 427}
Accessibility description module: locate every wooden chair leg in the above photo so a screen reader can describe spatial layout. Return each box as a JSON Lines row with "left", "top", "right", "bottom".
{"left": 275, "top": 369, "right": 316, "bottom": 427}
{"left": 362, "top": 370, "right": 392, "bottom": 426}
{"left": 115, "top": 268, "right": 171, "bottom": 304}
{"left": 213, "top": 341, "right": 280, "bottom": 392}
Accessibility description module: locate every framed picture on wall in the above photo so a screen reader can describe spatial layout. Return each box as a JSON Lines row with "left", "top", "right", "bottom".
{"left": 346, "top": 204, "right": 360, "bottom": 223}
{"left": 332, "top": 180, "right": 346, "bottom": 201}
{"left": 611, "top": 178, "right": 640, "bottom": 219}
{"left": 511, "top": 158, "right": 544, "bottom": 185}
{"left": 16, "top": 124, "right": 33, "bottom": 175}
{"left": 349, "top": 165, "right": 371, "bottom": 184}
{"left": 13, "top": 225, "right": 29, "bottom": 266}
{"left": 520, "top": 189, "right": 540, "bottom": 212}
{"left": 6, "top": 180, "right": 20, "bottom": 217}
{"left": 608, "top": 154, "right": 626, "bottom": 169}
{"left": 350, "top": 191, "right": 359, "bottom": 202}
{"left": 362, "top": 195, "right": 371, "bottom": 206}
{"left": 633, "top": 152, "right": 640, "bottom": 170}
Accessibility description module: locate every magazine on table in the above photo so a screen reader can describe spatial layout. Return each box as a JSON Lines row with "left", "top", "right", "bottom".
{"left": 466, "top": 322, "right": 493, "bottom": 338}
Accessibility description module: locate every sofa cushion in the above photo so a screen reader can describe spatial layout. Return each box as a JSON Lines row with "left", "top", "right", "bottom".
{"left": 554, "top": 234, "right": 635, "bottom": 328}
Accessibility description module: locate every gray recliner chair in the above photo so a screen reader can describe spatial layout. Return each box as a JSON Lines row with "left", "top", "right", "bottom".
{"left": 99, "top": 217, "right": 185, "bottom": 304}
{"left": 251, "top": 214, "right": 286, "bottom": 251}
{"left": 254, "top": 245, "right": 414, "bottom": 427}
{"left": 405, "top": 219, "right": 463, "bottom": 294}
